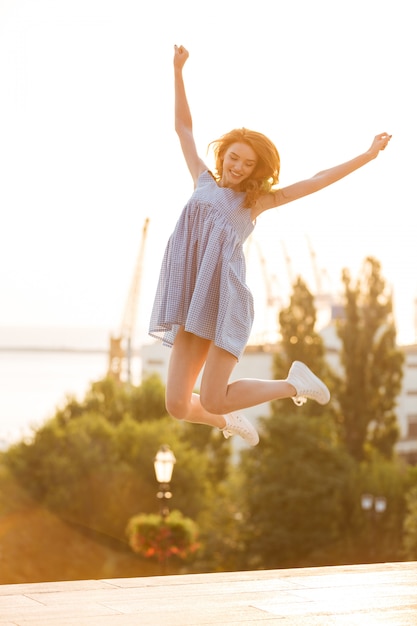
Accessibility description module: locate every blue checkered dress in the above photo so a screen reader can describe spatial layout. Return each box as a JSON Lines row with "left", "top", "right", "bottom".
{"left": 149, "top": 170, "right": 255, "bottom": 359}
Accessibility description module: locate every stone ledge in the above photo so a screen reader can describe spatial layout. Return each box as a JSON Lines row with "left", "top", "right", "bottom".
{"left": 0, "top": 561, "right": 416, "bottom": 625}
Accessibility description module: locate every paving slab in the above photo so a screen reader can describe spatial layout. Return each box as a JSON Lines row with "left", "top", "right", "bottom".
{"left": 0, "top": 561, "right": 415, "bottom": 625}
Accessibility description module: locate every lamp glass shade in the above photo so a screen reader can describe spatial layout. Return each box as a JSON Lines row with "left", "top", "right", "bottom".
{"left": 375, "top": 496, "right": 387, "bottom": 513}
{"left": 154, "top": 445, "right": 176, "bottom": 484}
{"left": 361, "top": 493, "right": 374, "bottom": 511}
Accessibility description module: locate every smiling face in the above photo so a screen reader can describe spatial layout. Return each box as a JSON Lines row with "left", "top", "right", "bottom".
{"left": 219, "top": 142, "right": 258, "bottom": 190}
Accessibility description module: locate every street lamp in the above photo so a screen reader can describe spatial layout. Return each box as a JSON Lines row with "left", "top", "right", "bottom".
{"left": 361, "top": 493, "right": 387, "bottom": 515}
{"left": 154, "top": 445, "right": 176, "bottom": 519}
{"left": 361, "top": 493, "right": 387, "bottom": 562}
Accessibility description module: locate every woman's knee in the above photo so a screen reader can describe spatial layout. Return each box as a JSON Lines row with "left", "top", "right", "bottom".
{"left": 165, "top": 395, "right": 189, "bottom": 421}
{"left": 199, "top": 345, "right": 236, "bottom": 415}
{"left": 200, "top": 388, "right": 228, "bottom": 416}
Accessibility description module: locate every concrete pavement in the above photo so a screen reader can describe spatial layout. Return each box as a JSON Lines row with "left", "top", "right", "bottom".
{"left": 0, "top": 561, "right": 416, "bottom": 625}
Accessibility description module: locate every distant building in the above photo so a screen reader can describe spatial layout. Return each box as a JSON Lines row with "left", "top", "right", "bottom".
{"left": 397, "top": 344, "right": 417, "bottom": 464}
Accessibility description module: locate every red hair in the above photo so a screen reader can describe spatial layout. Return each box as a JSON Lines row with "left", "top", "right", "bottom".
{"left": 209, "top": 128, "right": 280, "bottom": 207}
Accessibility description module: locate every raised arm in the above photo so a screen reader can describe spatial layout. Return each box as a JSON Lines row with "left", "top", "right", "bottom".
{"left": 254, "top": 133, "right": 392, "bottom": 217}
{"left": 174, "top": 45, "right": 206, "bottom": 184}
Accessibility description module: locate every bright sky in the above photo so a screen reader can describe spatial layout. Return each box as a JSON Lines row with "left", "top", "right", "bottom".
{"left": 1, "top": 0, "right": 416, "bottom": 346}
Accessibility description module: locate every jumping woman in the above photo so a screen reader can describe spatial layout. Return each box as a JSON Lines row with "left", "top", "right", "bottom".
{"left": 149, "top": 45, "right": 391, "bottom": 446}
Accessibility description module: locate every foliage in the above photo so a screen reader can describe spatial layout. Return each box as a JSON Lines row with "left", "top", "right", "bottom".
{"left": 3, "top": 362, "right": 223, "bottom": 578}
{"left": 0, "top": 460, "right": 163, "bottom": 584}
{"left": 127, "top": 510, "right": 200, "bottom": 562}
{"left": 129, "top": 374, "right": 169, "bottom": 422}
{"left": 55, "top": 374, "right": 167, "bottom": 426}
{"left": 5, "top": 412, "right": 210, "bottom": 544}
{"left": 403, "top": 485, "right": 417, "bottom": 559}
{"left": 275, "top": 276, "right": 326, "bottom": 369}
{"left": 272, "top": 276, "right": 337, "bottom": 419}
{"left": 55, "top": 374, "right": 231, "bottom": 483}
{"left": 180, "top": 421, "right": 231, "bottom": 483}
{"left": 2, "top": 257, "right": 412, "bottom": 580}
{"left": 234, "top": 269, "right": 408, "bottom": 570}
{"left": 337, "top": 257, "right": 404, "bottom": 460}
{"left": 354, "top": 452, "right": 408, "bottom": 563}
{"left": 194, "top": 468, "right": 249, "bottom": 572}
{"left": 241, "top": 412, "right": 356, "bottom": 569}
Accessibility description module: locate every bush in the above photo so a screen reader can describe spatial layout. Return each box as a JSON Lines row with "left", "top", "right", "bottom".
{"left": 126, "top": 510, "right": 200, "bottom": 563}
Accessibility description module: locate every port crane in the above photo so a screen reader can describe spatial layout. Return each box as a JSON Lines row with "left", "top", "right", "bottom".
{"left": 108, "top": 217, "right": 150, "bottom": 383}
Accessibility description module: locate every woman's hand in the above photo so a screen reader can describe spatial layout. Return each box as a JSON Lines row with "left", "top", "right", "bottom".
{"left": 174, "top": 45, "right": 189, "bottom": 71}
{"left": 369, "top": 132, "right": 392, "bottom": 157}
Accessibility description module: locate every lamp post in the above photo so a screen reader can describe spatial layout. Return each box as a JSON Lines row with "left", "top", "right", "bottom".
{"left": 154, "top": 445, "right": 176, "bottom": 519}
{"left": 361, "top": 493, "right": 387, "bottom": 516}
{"left": 361, "top": 493, "right": 387, "bottom": 562}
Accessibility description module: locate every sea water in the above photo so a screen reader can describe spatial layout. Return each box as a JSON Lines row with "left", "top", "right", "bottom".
{"left": 0, "top": 326, "right": 140, "bottom": 446}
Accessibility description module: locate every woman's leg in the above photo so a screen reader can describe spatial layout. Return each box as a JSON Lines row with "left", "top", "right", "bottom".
{"left": 165, "top": 327, "right": 329, "bottom": 445}
{"left": 165, "top": 327, "right": 227, "bottom": 429}
{"left": 199, "top": 343, "right": 295, "bottom": 415}
{"left": 200, "top": 345, "right": 330, "bottom": 414}
{"left": 165, "top": 327, "right": 260, "bottom": 445}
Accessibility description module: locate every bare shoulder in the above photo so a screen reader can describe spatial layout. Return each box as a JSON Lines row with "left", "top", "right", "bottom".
{"left": 251, "top": 188, "right": 292, "bottom": 219}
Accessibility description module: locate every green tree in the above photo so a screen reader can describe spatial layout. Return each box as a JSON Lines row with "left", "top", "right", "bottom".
{"left": 403, "top": 466, "right": 417, "bottom": 560}
{"left": 241, "top": 413, "right": 355, "bottom": 569}
{"left": 56, "top": 374, "right": 231, "bottom": 483}
{"left": 403, "top": 485, "right": 417, "bottom": 559}
{"left": 272, "top": 276, "right": 336, "bottom": 418}
{"left": 237, "top": 272, "right": 408, "bottom": 570}
{"left": 55, "top": 374, "right": 167, "bottom": 426}
{"left": 336, "top": 451, "right": 407, "bottom": 564}
{"left": 194, "top": 467, "right": 249, "bottom": 572}
{"left": 235, "top": 276, "right": 350, "bottom": 570}
{"left": 5, "top": 398, "right": 212, "bottom": 546}
{"left": 337, "top": 257, "right": 404, "bottom": 460}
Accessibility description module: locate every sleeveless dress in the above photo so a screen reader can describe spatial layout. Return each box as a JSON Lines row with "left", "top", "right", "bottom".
{"left": 149, "top": 170, "right": 255, "bottom": 360}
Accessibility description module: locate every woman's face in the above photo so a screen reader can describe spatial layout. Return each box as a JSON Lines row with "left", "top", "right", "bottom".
{"left": 220, "top": 142, "right": 258, "bottom": 189}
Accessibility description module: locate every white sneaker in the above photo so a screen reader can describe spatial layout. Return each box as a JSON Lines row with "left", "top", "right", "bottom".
{"left": 221, "top": 412, "right": 259, "bottom": 446}
{"left": 287, "top": 361, "right": 330, "bottom": 406}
